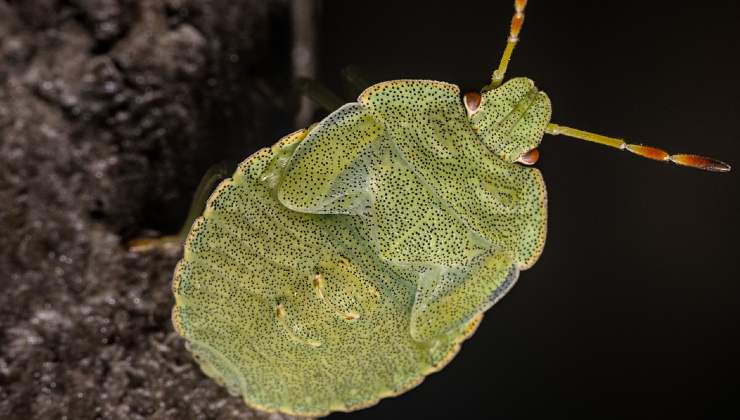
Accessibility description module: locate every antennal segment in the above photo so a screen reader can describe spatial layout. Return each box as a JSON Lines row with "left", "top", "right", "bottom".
{"left": 545, "top": 123, "right": 731, "bottom": 172}
{"left": 485, "top": 0, "right": 528, "bottom": 91}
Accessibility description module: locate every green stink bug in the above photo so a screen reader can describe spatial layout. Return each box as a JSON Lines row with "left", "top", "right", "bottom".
{"left": 167, "top": 1, "right": 730, "bottom": 416}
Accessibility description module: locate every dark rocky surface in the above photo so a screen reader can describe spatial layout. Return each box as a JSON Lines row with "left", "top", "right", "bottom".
{"left": 0, "top": 1, "right": 298, "bottom": 418}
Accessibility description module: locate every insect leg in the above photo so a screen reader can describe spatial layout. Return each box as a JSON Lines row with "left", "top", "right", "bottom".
{"left": 545, "top": 123, "right": 731, "bottom": 172}
{"left": 295, "top": 77, "right": 345, "bottom": 112}
{"left": 128, "top": 162, "right": 234, "bottom": 252}
{"left": 340, "top": 65, "right": 373, "bottom": 99}
{"left": 484, "top": 0, "right": 528, "bottom": 91}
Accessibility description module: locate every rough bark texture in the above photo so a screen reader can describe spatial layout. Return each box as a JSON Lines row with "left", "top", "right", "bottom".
{"left": 0, "top": 1, "right": 298, "bottom": 418}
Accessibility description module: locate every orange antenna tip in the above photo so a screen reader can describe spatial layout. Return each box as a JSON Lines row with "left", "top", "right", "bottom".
{"left": 515, "top": 0, "right": 527, "bottom": 12}
{"left": 669, "top": 154, "right": 731, "bottom": 173}
{"left": 625, "top": 144, "right": 669, "bottom": 162}
{"left": 510, "top": 14, "right": 525, "bottom": 38}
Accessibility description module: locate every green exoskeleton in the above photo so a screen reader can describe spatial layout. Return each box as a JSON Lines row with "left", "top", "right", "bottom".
{"left": 149, "top": 0, "right": 731, "bottom": 416}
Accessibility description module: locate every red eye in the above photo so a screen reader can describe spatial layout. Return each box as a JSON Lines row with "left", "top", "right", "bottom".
{"left": 463, "top": 92, "right": 481, "bottom": 115}
{"left": 516, "top": 148, "right": 539, "bottom": 165}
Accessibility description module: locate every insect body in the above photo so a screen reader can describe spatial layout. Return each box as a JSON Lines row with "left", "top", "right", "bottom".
{"left": 169, "top": 1, "right": 729, "bottom": 416}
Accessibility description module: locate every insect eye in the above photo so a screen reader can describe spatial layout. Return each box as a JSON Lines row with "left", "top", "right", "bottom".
{"left": 516, "top": 148, "right": 539, "bottom": 165}
{"left": 463, "top": 92, "right": 481, "bottom": 116}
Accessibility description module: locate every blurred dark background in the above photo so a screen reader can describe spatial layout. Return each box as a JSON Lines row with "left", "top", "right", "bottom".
{"left": 0, "top": 1, "right": 737, "bottom": 419}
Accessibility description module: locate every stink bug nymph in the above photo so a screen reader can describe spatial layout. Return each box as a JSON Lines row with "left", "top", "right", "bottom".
{"left": 147, "top": 1, "right": 731, "bottom": 416}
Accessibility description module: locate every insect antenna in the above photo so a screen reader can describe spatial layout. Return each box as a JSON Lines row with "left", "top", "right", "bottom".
{"left": 545, "top": 123, "right": 731, "bottom": 172}
{"left": 484, "top": 0, "right": 528, "bottom": 91}
{"left": 341, "top": 65, "right": 374, "bottom": 99}
{"left": 127, "top": 162, "right": 234, "bottom": 252}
